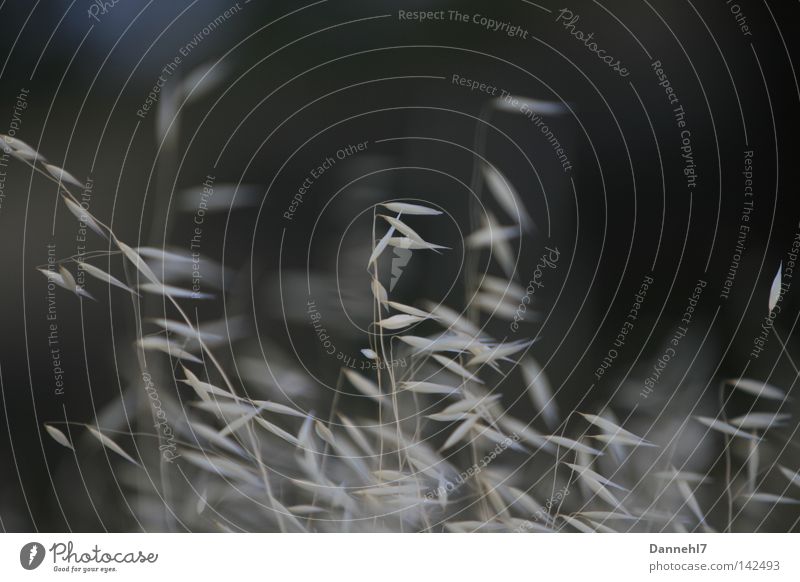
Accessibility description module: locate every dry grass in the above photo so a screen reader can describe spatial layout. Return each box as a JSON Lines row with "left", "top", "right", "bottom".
{"left": 4, "top": 125, "right": 798, "bottom": 533}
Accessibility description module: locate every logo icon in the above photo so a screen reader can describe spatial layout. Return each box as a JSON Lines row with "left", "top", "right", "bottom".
{"left": 390, "top": 246, "right": 412, "bottom": 291}
{"left": 20, "top": 542, "right": 45, "bottom": 570}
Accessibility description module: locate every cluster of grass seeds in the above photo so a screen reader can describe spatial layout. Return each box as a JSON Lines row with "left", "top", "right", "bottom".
{"left": 6, "top": 111, "right": 797, "bottom": 533}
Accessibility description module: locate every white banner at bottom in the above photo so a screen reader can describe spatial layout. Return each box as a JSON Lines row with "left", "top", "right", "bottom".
{"left": 0, "top": 533, "right": 796, "bottom": 580}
